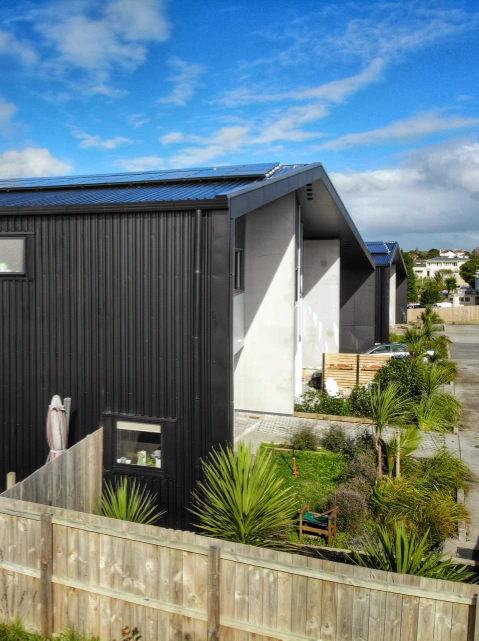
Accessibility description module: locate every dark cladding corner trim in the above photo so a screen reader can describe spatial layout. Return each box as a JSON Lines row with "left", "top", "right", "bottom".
{"left": 227, "top": 163, "right": 376, "bottom": 272}
{"left": 0, "top": 197, "right": 229, "bottom": 216}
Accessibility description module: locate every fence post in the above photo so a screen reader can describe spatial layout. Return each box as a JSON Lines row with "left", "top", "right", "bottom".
{"left": 207, "top": 546, "right": 221, "bottom": 641}
{"left": 40, "top": 513, "right": 53, "bottom": 639}
{"left": 6, "top": 472, "right": 16, "bottom": 489}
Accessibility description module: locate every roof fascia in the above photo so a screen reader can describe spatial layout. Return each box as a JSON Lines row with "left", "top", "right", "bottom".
{"left": 227, "top": 163, "right": 375, "bottom": 270}
{"left": 0, "top": 197, "right": 229, "bottom": 216}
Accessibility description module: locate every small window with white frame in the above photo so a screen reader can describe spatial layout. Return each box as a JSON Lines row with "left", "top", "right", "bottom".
{"left": 0, "top": 237, "right": 26, "bottom": 275}
{"left": 116, "top": 420, "right": 162, "bottom": 468}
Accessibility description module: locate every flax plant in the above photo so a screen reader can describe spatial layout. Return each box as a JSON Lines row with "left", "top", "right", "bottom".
{"left": 350, "top": 524, "right": 476, "bottom": 582}
{"left": 190, "top": 442, "right": 296, "bottom": 547}
{"left": 95, "top": 477, "right": 164, "bottom": 525}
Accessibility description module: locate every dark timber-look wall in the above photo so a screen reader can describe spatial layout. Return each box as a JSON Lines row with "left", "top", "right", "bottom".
{"left": 0, "top": 208, "right": 232, "bottom": 529}
{"left": 339, "top": 269, "right": 376, "bottom": 353}
{"left": 374, "top": 266, "right": 390, "bottom": 344}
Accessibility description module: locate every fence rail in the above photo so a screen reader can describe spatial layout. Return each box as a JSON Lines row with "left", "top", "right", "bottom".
{"left": 408, "top": 307, "right": 479, "bottom": 324}
{"left": 0, "top": 496, "right": 478, "bottom": 641}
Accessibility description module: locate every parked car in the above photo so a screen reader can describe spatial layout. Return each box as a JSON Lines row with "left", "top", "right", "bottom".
{"left": 364, "top": 342, "right": 434, "bottom": 360}
{"left": 364, "top": 343, "right": 409, "bottom": 356}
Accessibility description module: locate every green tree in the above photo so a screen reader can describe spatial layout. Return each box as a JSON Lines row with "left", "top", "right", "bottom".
{"left": 425, "top": 248, "right": 440, "bottom": 258}
{"left": 445, "top": 276, "right": 457, "bottom": 295}
{"left": 459, "top": 258, "right": 479, "bottom": 287}
{"left": 402, "top": 251, "right": 418, "bottom": 302}
{"left": 367, "top": 383, "right": 410, "bottom": 479}
{"left": 420, "top": 281, "right": 441, "bottom": 305}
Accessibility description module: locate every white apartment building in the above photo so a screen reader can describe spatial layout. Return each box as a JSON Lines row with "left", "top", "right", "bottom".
{"left": 413, "top": 257, "right": 469, "bottom": 285}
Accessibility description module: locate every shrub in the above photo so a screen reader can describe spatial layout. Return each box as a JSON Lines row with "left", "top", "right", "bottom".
{"left": 414, "top": 392, "right": 462, "bottom": 431}
{"left": 190, "top": 442, "right": 297, "bottom": 547}
{"left": 371, "top": 473, "right": 469, "bottom": 544}
{"left": 327, "top": 485, "right": 369, "bottom": 535}
{"left": 349, "top": 386, "right": 372, "bottom": 418}
{"left": 321, "top": 424, "right": 349, "bottom": 453}
{"left": 291, "top": 425, "right": 319, "bottom": 451}
{"left": 350, "top": 524, "right": 476, "bottom": 582}
{"left": 295, "top": 389, "right": 352, "bottom": 416}
{"left": 342, "top": 449, "right": 377, "bottom": 494}
{"left": 95, "top": 477, "right": 164, "bottom": 525}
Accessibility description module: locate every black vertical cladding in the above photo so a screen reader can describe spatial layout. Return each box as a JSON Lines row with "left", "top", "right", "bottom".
{"left": 374, "top": 266, "right": 390, "bottom": 344}
{"left": 0, "top": 208, "right": 232, "bottom": 530}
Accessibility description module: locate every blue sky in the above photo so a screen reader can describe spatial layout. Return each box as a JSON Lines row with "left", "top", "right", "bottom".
{"left": 1, "top": 0, "right": 479, "bottom": 249}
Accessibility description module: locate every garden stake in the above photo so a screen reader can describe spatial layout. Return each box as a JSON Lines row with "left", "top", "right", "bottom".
{"left": 292, "top": 447, "right": 299, "bottom": 477}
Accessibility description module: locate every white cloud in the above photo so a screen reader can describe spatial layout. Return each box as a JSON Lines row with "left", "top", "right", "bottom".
{"left": 0, "top": 148, "right": 72, "bottom": 178}
{"left": 87, "top": 84, "right": 129, "bottom": 98}
{"left": 128, "top": 113, "right": 150, "bottom": 129}
{"left": 32, "top": 0, "right": 170, "bottom": 89}
{"left": 170, "top": 126, "right": 250, "bottom": 167}
{"left": 0, "top": 97, "right": 17, "bottom": 129}
{"left": 158, "top": 58, "right": 205, "bottom": 106}
{"left": 113, "top": 156, "right": 166, "bottom": 171}
{"left": 0, "top": 29, "right": 37, "bottom": 65}
{"left": 218, "top": 58, "right": 385, "bottom": 107}
{"left": 72, "top": 130, "right": 134, "bottom": 149}
{"left": 330, "top": 139, "right": 479, "bottom": 247}
{"left": 318, "top": 111, "right": 479, "bottom": 150}
{"left": 161, "top": 132, "right": 185, "bottom": 144}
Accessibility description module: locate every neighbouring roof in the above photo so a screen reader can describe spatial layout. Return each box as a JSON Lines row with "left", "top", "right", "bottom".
{"left": 0, "top": 162, "right": 307, "bottom": 209}
{"left": 365, "top": 241, "right": 399, "bottom": 266}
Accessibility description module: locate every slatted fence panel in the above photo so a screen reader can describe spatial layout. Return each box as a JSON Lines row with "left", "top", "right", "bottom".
{"left": 0, "top": 497, "right": 478, "bottom": 641}
{"left": 323, "top": 353, "right": 391, "bottom": 391}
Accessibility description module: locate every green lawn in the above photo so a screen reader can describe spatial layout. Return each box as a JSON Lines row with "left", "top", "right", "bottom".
{"left": 260, "top": 444, "right": 347, "bottom": 512}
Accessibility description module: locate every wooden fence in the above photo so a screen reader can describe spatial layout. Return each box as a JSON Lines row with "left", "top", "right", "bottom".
{"left": 408, "top": 307, "right": 479, "bottom": 324}
{"left": 1, "top": 428, "right": 103, "bottom": 513}
{"left": 1, "top": 496, "right": 479, "bottom": 641}
{"left": 323, "top": 353, "right": 391, "bottom": 391}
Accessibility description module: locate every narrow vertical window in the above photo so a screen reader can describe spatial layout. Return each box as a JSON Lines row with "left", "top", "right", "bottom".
{"left": 235, "top": 249, "right": 244, "bottom": 292}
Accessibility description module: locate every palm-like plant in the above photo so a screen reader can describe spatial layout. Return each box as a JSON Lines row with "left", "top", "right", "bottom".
{"left": 190, "top": 442, "right": 297, "bottom": 547}
{"left": 382, "top": 426, "right": 421, "bottom": 477}
{"left": 350, "top": 524, "right": 476, "bottom": 582}
{"left": 367, "top": 383, "right": 410, "bottom": 479}
{"left": 415, "top": 392, "right": 462, "bottom": 431}
{"left": 95, "top": 477, "right": 164, "bottom": 524}
{"left": 445, "top": 276, "right": 457, "bottom": 296}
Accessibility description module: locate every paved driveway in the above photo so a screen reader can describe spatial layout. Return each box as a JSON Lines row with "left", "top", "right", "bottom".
{"left": 446, "top": 325, "right": 479, "bottom": 433}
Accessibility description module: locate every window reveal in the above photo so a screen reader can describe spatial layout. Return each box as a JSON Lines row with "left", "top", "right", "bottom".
{"left": 116, "top": 420, "right": 162, "bottom": 468}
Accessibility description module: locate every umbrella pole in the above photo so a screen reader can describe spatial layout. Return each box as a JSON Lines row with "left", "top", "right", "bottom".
{"left": 64, "top": 397, "right": 71, "bottom": 431}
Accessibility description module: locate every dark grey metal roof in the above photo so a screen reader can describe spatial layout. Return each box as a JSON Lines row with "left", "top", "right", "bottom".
{"left": 0, "top": 162, "right": 309, "bottom": 209}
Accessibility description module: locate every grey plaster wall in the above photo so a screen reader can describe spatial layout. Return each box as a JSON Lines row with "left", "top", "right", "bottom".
{"left": 340, "top": 268, "right": 376, "bottom": 353}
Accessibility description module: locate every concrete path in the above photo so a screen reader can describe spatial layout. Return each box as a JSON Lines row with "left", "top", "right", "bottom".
{"left": 444, "top": 325, "right": 479, "bottom": 561}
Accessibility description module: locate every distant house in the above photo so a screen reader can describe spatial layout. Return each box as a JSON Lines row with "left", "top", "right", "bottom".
{"left": 413, "top": 257, "right": 469, "bottom": 285}
{"left": 440, "top": 249, "right": 467, "bottom": 259}
{"left": 365, "top": 242, "right": 408, "bottom": 343}
{"left": 0, "top": 161, "right": 383, "bottom": 528}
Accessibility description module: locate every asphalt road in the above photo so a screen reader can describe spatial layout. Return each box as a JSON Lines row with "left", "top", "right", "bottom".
{"left": 445, "top": 325, "right": 479, "bottom": 434}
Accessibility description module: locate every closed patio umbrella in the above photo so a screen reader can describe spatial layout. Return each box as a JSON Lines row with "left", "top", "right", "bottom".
{"left": 46, "top": 395, "right": 68, "bottom": 463}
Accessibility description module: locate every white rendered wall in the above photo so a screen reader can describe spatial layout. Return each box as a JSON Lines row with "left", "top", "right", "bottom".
{"left": 233, "top": 293, "right": 245, "bottom": 354}
{"left": 234, "top": 194, "right": 296, "bottom": 414}
{"left": 302, "top": 240, "right": 340, "bottom": 371}
{"left": 389, "top": 264, "right": 396, "bottom": 326}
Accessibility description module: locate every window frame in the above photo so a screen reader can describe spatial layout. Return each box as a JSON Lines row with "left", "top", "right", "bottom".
{"left": 0, "top": 232, "right": 34, "bottom": 280}
{"left": 102, "top": 413, "right": 177, "bottom": 479}
{"left": 234, "top": 248, "right": 244, "bottom": 293}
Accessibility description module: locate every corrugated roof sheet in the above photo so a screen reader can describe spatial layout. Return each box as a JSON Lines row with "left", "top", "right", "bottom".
{"left": 0, "top": 162, "right": 308, "bottom": 209}
{"left": 0, "top": 162, "right": 282, "bottom": 191}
